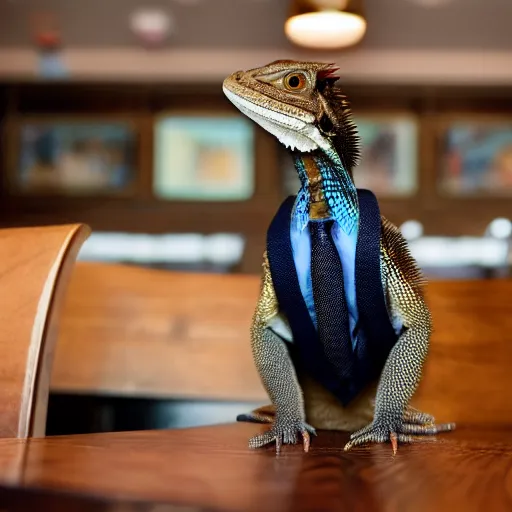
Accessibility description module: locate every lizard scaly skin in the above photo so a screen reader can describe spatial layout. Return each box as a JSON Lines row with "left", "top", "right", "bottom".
{"left": 223, "top": 60, "right": 455, "bottom": 453}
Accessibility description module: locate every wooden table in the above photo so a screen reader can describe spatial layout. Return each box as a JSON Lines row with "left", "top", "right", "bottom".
{"left": 0, "top": 423, "right": 511, "bottom": 512}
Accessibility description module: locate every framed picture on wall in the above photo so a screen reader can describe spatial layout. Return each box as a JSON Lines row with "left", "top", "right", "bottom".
{"left": 438, "top": 118, "right": 512, "bottom": 196}
{"left": 282, "top": 113, "right": 418, "bottom": 198}
{"left": 6, "top": 116, "right": 138, "bottom": 196}
{"left": 353, "top": 114, "right": 418, "bottom": 197}
{"left": 153, "top": 114, "right": 254, "bottom": 201}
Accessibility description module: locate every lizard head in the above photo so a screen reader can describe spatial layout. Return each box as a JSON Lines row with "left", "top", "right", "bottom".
{"left": 223, "top": 59, "right": 359, "bottom": 171}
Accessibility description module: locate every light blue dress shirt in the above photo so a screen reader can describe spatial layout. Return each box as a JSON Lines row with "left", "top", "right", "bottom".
{"left": 290, "top": 209, "right": 360, "bottom": 350}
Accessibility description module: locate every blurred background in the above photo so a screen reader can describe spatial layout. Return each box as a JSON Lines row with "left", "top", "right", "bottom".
{"left": 0, "top": 0, "right": 511, "bottom": 435}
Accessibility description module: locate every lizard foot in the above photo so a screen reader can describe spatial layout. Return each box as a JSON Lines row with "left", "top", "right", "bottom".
{"left": 403, "top": 405, "right": 436, "bottom": 425}
{"left": 344, "top": 417, "right": 455, "bottom": 454}
{"left": 249, "top": 419, "right": 316, "bottom": 454}
{"left": 371, "top": 402, "right": 436, "bottom": 426}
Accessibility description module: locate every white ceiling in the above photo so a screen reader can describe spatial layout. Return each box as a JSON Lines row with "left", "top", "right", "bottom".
{"left": 0, "top": 0, "right": 511, "bottom": 51}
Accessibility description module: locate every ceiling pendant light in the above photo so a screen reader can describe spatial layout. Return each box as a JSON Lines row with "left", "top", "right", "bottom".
{"left": 285, "top": 0, "right": 367, "bottom": 50}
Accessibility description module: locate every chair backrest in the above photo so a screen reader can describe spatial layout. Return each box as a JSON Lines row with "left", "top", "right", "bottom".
{"left": 53, "top": 262, "right": 512, "bottom": 427}
{"left": 414, "top": 280, "right": 512, "bottom": 426}
{"left": 0, "top": 224, "right": 89, "bottom": 438}
{"left": 53, "top": 263, "right": 265, "bottom": 402}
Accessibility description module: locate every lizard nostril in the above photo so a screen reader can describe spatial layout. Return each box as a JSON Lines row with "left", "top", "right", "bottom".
{"left": 234, "top": 71, "right": 243, "bottom": 81}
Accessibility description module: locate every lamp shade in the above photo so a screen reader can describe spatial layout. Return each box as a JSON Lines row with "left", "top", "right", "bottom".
{"left": 285, "top": 0, "right": 367, "bottom": 49}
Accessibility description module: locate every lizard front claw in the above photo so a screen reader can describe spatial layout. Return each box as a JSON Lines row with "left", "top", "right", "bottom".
{"left": 344, "top": 415, "right": 455, "bottom": 454}
{"left": 249, "top": 419, "right": 316, "bottom": 454}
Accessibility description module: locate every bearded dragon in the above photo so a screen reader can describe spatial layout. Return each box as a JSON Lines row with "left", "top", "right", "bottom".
{"left": 222, "top": 60, "right": 455, "bottom": 454}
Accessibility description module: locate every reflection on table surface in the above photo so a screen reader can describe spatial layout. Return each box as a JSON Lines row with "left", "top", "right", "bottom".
{"left": 1, "top": 424, "right": 511, "bottom": 512}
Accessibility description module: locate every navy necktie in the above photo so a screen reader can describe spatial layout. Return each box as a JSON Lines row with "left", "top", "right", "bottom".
{"left": 309, "top": 220, "right": 354, "bottom": 380}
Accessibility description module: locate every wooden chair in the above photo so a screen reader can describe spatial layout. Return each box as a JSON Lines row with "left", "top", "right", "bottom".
{"left": 0, "top": 224, "right": 89, "bottom": 438}
{"left": 52, "top": 262, "right": 512, "bottom": 428}
{"left": 52, "top": 263, "right": 265, "bottom": 403}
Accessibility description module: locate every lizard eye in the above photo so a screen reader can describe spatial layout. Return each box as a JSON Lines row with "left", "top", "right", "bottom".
{"left": 284, "top": 72, "right": 307, "bottom": 91}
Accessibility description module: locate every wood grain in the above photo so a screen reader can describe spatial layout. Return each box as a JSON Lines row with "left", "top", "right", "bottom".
{"left": 0, "top": 224, "right": 89, "bottom": 438}
{"left": 53, "top": 262, "right": 266, "bottom": 402}
{"left": 53, "top": 263, "right": 512, "bottom": 428}
{"left": 412, "top": 279, "right": 512, "bottom": 426}
{"left": 0, "top": 424, "right": 511, "bottom": 512}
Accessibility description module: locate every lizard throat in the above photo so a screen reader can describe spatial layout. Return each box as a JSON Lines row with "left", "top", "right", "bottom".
{"left": 293, "top": 149, "right": 360, "bottom": 235}
{"left": 301, "top": 154, "right": 330, "bottom": 220}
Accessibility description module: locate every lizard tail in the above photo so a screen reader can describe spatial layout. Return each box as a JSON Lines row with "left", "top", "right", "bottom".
{"left": 236, "top": 404, "right": 276, "bottom": 424}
